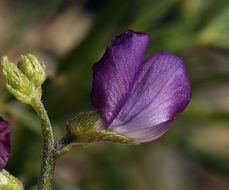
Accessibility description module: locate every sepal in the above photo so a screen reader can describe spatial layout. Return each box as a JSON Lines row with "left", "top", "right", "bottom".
{"left": 66, "top": 111, "right": 136, "bottom": 144}
{"left": 55, "top": 111, "right": 136, "bottom": 157}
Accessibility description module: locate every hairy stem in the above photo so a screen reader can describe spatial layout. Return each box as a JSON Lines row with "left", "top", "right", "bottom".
{"left": 32, "top": 98, "right": 55, "bottom": 190}
{"left": 54, "top": 134, "right": 85, "bottom": 158}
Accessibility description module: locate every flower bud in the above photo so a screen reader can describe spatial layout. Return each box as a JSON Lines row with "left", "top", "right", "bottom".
{"left": 18, "top": 54, "right": 46, "bottom": 86}
{"left": 18, "top": 55, "right": 35, "bottom": 80}
{"left": 0, "top": 170, "right": 23, "bottom": 190}
{"left": 2, "top": 57, "right": 32, "bottom": 94}
{"left": 1, "top": 57, "right": 33, "bottom": 104}
{"left": 1, "top": 55, "right": 46, "bottom": 104}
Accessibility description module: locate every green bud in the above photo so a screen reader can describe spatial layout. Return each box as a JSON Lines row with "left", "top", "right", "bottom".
{"left": 2, "top": 57, "right": 32, "bottom": 95}
{"left": 1, "top": 55, "right": 47, "bottom": 104}
{"left": 66, "top": 111, "right": 136, "bottom": 144}
{"left": 18, "top": 55, "right": 35, "bottom": 80}
{"left": 1, "top": 57, "right": 33, "bottom": 104}
{"left": 0, "top": 169, "right": 24, "bottom": 190}
{"left": 5, "top": 83, "right": 33, "bottom": 104}
{"left": 18, "top": 54, "right": 46, "bottom": 86}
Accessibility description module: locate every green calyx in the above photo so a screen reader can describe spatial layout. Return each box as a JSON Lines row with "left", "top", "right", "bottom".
{"left": 67, "top": 111, "right": 136, "bottom": 144}
{"left": 55, "top": 111, "right": 136, "bottom": 157}
{"left": 0, "top": 170, "right": 24, "bottom": 190}
{"left": 1, "top": 55, "right": 46, "bottom": 104}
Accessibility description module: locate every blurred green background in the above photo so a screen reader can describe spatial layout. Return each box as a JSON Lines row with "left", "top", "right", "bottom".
{"left": 0, "top": 0, "right": 229, "bottom": 189}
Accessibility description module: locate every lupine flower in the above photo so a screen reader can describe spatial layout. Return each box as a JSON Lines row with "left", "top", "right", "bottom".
{"left": 0, "top": 117, "right": 10, "bottom": 171}
{"left": 91, "top": 30, "right": 191, "bottom": 143}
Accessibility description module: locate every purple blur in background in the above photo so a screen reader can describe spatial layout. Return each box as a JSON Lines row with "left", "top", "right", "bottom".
{"left": 91, "top": 30, "right": 191, "bottom": 143}
{"left": 0, "top": 117, "right": 10, "bottom": 171}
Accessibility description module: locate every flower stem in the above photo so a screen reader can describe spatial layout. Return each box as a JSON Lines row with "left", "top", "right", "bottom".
{"left": 31, "top": 97, "right": 55, "bottom": 190}
{"left": 54, "top": 135, "right": 85, "bottom": 158}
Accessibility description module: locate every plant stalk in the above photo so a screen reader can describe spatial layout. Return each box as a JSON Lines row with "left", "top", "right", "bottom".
{"left": 32, "top": 98, "right": 55, "bottom": 190}
{"left": 54, "top": 135, "right": 85, "bottom": 158}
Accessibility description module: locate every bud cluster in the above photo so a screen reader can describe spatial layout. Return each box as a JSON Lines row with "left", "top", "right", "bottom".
{"left": 1, "top": 54, "right": 46, "bottom": 104}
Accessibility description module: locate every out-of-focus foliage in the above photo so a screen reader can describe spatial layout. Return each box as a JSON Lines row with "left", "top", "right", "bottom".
{"left": 0, "top": 0, "right": 229, "bottom": 189}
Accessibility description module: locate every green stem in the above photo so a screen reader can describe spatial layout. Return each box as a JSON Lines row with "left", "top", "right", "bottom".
{"left": 31, "top": 98, "right": 55, "bottom": 190}
{"left": 54, "top": 135, "right": 85, "bottom": 158}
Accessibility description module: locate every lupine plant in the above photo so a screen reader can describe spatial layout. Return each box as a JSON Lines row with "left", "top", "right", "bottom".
{"left": 0, "top": 30, "right": 191, "bottom": 190}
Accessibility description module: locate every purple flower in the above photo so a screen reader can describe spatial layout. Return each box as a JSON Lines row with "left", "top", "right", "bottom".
{"left": 0, "top": 117, "right": 10, "bottom": 171}
{"left": 91, "top": 30, "right": 191, "bottom": 143}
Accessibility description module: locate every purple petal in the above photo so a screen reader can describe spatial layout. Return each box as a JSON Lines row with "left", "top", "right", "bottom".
{"left": 123, "top": 120, "right": 174, "bottom": 143}
{"left": 0, "top": 117, "right": 10, "bottom": 171}
{"left": 91, "top": 30, "right": 150, "bottom": 124}
{"left": 108, "top": 51, "right": 191, "bottom": 142}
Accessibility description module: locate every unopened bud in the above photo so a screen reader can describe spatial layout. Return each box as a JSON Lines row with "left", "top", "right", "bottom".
{"left": 18, "top": 54, "right": 46, "bottom": 86}
{"left": 2, "top": 57, "right": 33, "bottom": 104}
{"left": 0, "top": 169, "right": 24, "bottom": 190}
{"left": 1, "top": 55, "right": 47, "bottom": 104}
